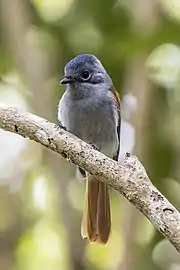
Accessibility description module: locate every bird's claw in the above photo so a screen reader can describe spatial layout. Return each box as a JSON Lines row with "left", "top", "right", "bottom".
{"left": 89, "top": 142, "right": 99, "bottom": 151}
{"left": 55, "top": 123, "right": 67, "bottom": 130}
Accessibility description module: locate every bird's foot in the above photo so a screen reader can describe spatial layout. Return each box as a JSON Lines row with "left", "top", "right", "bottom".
{"left": 55, "top": 123, "right": 67, "bottom": 130}
{"left": 89, "top": 142, "right": 99, "bottom": 151}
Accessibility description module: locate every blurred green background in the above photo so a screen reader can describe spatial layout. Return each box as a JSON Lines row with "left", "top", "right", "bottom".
{"left": 0, "top": 0, "right": 180, "bottom": 269}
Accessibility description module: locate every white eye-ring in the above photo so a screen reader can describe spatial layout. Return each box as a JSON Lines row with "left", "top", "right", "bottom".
{"left": 81, "top": 70, "right": 91, "bottom": 80}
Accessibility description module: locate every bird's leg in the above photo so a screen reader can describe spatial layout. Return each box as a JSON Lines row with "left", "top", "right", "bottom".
{"left": 89, "top": 142, "right": 99, "bottom": 151}
{"left": 55, "top": 123, "right": 67, "bottom": 130}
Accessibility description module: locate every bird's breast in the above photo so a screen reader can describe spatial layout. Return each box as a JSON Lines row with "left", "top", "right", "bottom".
{"left": 59, "top": 92, "right": 118, "bottom": 157}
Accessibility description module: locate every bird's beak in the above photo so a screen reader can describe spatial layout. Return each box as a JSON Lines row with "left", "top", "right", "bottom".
{"left": 60, "top": 76, "right": 75, "bottom": 84}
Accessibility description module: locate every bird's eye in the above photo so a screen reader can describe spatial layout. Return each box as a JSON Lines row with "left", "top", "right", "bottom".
{"left": 81, "top": 70, "right": 91, "bottom": 80}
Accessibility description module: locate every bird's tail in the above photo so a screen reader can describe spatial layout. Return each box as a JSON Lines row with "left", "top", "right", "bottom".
{"left": 81, "top": 176, "right": 111, "bottom": 244}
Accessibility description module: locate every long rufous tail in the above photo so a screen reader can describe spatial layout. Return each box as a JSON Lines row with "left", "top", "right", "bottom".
{"left": 81, "top": 177, "right": 111, "bottom": 244}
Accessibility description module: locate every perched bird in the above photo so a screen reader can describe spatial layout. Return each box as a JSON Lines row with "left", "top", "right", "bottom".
{"left": 58, "top": 54, "right": 121, "bottom": 244}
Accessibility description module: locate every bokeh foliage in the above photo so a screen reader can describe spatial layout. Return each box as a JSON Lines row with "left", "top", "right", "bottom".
{"left": 0, "top": 0, "right": 180, "bottom": 269}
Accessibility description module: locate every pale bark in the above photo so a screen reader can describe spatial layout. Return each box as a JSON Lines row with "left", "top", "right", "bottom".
{"left": 0, "top": 104, "right": 180, "bottom": 253}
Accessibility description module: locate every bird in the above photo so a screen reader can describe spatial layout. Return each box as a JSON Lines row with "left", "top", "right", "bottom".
{"left": 58, "top": 54, "right": 121, "bottom": 244}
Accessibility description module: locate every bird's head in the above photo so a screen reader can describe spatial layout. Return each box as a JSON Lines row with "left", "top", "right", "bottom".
{"left": 60, "top": 54, "right": 112, "bottom": 97}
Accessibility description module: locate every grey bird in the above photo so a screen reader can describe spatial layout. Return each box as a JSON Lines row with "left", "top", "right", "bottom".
{"left": 58, "top": 54, "right": 121, "bottom": 244}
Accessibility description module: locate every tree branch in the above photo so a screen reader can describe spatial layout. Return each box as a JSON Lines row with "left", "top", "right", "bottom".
{"left": 0, "top": 103, "right": 180, "bottom": 252}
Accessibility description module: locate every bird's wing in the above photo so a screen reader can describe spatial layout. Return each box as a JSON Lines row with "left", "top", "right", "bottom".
{"left": 111, "top": 86, "right": 121, "bottom": 162}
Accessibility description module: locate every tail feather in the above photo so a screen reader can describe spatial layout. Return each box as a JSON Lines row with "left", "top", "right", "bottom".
{"left": 81, "top": 176, "right": 111, "bottom": 244}
{"left": 97, "top": 182, "right": 111, "bottom": 244}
